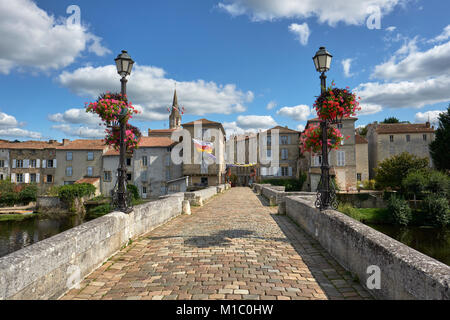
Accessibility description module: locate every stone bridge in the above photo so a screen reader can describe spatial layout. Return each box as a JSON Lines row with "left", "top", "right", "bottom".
{"left": 1, "top": 185, "right": 449, "bottom": 300}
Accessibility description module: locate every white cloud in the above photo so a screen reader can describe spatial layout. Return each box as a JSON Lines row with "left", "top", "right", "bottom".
{"left": 266, "top": 100, "right": 277, "bottom": 110}
{"left": 385, "top": 26, "right": 396, "bottom": 32}
{"left": 48, "top": 108, "right": 102, "bottom": 126}
{"left": 51, "top": 124, "right": 105, "bottom": 139}
{"left": 0, "top": 128, "right": 42, "bottom": 139}
{"left": 0, "top": 112, "right": 19, "bottom": 128}
{"left": 0, "top": 0, "right": 110, "bottom": 74}
{"left": 218, "top": 0, "right": 404, "bottom": 26}
{"left": 356, "top": 103, "right": 383, "bottom": 115}
{"left": 372, "top": 40, "right": 450, "bottom": 81}
{"left": 288, "top": 23, "right": 310, "bottom": 45}
{"left": 57, "top": 65, "right": 253, "bottom": 123}
{"left": 276, "top": 105, "right": 311, "bottom": 121}
{"left": 429, "top": 25, "right": 450, "bottom": 43}
{"left": 223, "top": 115, "right": 277, "bottom": 136}
{"left": 355, "top": 76, "right": 450, "bottom": 109}
{"left": 414, "top": 110, "right": 445, "bottom": 124}
{"left": 341, "top": 58, "right": 354, "bottom": 77}
{"left": 296, "top": 124, "right": 305, "bottom": 132}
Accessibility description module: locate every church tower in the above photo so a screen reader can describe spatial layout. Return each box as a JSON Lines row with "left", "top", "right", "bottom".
{"left": 169, "top": 89, "right": 182, "bottom": 129}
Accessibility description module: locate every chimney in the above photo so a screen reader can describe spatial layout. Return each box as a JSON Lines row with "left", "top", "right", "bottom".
{"left": 62, "top": 139, "right": 70, "bottom": 146}
{"left": 48, "top": 139, "right": 56, "bottom": 144}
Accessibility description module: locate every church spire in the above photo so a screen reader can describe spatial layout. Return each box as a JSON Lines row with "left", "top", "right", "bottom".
{"left": 169, "top": 88, "right": 181, "bottom": 129}
{"left": 172, "top": 89, "right": 178, "bottom": 108}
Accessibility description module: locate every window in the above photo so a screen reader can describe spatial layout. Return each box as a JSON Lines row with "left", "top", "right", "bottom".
{"left": 141, "top": 171, "right": 147, "bottom": 181}
{"left": 142, "top": 186, "right": 147, "bottom": 194}
{"left": 87, "top": 152, "right": 94, "bottom": 161}
{"left": 201, "top": 177, "right": 208, "bottom": 185}
{"left": 46, "top": 175, "right": 53, "bottom": 183}
{"left": 423, "top": 134, "right": 427, "bottom": 141}
{"left": 66, "top": 152, "right": 73, "bottom": 161}
{"left": 337, "top": 151, "right": 345, "bottom": 166}
{"left": 281, "top": 167, "right": 289, "bottom": 176}
{"left": 357, "top": 173, "right": 362, "bottom": 181}
{"left": 16, "top": 173, "right": 23, "bottom": 183}
{"left": 266, "top": 149, "right": 272, "bottom": 158}
{"left": 87, "top": 166, "right": 93, "bottom": 176}
{"left": 0, "top": 160, "right": 4, "bottom": 167}
{"left": 281, "top": 148, "right": 288, "bottom": 160}
{"left": 389, "top": 135, "right": 394, "bottom": 142}
{"left": 280, "top": 136, "right": 288, "bottom": 145}
{"left": 406, "top": 135, "right": 410, "bottom": 142}
{"left": 267, "top": 135, "right": 271, "bottom": 146}
{"left": 30, "top": 174, "right": 36, "bottom": 183}
{"left": 126, "top": 158, "right": 132, "bottom": 166}
{"left": 30, "top": 159, "right": 37, "bottom": 168}
{"left": 104, "top": 171, "right": 111, "bottom": 182}
{"left": 127, "top": 173, "right": 132, "bottom": 181}
{"left": 66, "top": 167, "right": 73, "bottom": 177}
{"left": 337, "top": 123, "right": 343, "bottom": 129}
{"left": 47, "top": 159, "right": 54, "bottom": 168}
{"left": 142, "top": 156, "right": 148, "bottom": 166}
{"left": 0, "top": 174, "right": 3, "bottom": 180}
{"left": 16, "top": 160, "right": 24, "bottom": 168}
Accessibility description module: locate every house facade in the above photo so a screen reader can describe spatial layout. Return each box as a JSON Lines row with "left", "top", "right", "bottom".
{"left": 366, "top": 122, "right": 435, "bottom": 179}
{"left": 0, "top": 146, "right": 10, "bottom": 181}
{"left": 355, "top": 134, "right": 369, "bottom": 183}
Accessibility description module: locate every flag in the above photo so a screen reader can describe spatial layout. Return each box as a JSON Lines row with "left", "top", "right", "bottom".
{"left": 193, "top": 138, "right": 216, "bottom": 160}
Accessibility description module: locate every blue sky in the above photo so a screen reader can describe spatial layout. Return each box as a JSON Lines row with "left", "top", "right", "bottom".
{"left": 0, "top": 0, "right": 449, "bottom": 140}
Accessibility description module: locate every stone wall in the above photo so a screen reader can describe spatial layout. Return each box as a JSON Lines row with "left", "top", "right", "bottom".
{"left": 337, "top": 192, "right": 387, "bottom": 208}
{"left": 0, "top": 193, "right": 184, "bottom": 300}
{"left": 285, "top": 196, "right": 450, "bottom": 300}
{"left": 184, "top": 184, "right": 229, "bottom": 206}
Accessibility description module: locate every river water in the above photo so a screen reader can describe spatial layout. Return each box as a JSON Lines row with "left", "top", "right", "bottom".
{"left": 0, "top": 215, "right": 84, "bottom": 258}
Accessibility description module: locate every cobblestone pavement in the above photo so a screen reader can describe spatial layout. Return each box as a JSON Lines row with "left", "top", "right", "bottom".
{"left": 61, "top": 187, "right": 372, "bottom": 300}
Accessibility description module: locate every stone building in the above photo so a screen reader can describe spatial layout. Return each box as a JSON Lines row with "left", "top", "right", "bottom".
{"left": 226, "top": 133, "right": 258, "bottom": 186}
{"left": 299, "top": 117, "right": 358, "bottom": 192}
{"left": 257, "top": 126, "right": 300, "bottom": 181}
{"left": 55, "top": 139, "right": 109, "bottom": 187}
{"left": 181, "top": 118, "right": 226, "bottom": 187}
{"left": 0, "top": 140, "right": 62, "bottom": 193}
{"left": 0, "top": 146, "right": 10, "bottom": 181}
{"left": 366, "top": 122, "right": 435, "bottom": 179}
{"left": 132, "top": 136, "right": 182, "bottom": 198}
{"left": 355, "top": 134, "right": 369, "bottom": 184}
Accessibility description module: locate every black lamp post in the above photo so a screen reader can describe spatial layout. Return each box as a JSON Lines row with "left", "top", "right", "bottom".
{"left": 312, "top": 46, "right": 336, "bottom": 210}
{"left": 114, "top": 50, "right": 134, "bottom": 213}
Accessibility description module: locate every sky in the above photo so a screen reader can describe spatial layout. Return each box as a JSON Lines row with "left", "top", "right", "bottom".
{"left": 0, "top": 0, "right": 449, "bottom": 141}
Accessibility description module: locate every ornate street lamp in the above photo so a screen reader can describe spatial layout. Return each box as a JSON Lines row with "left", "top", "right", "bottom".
{"left": 113, "top": 50, "right": 134, "bottom": 213}
{"left": 312, "top": 46, "right": 337, "bottom": 210}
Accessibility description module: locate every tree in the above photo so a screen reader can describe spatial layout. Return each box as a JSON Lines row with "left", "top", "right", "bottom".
{"left": 356, "top": 125, "right": 368, "bottom": 137}
{"left": 429, "top": 105, "right": 450, "bottom": 171}
{"left": 402, "top": 171, "right": 427, "bottom": 208}
{"left": 425, "top": 170, "right": 449, "bottom": 196}
{"left": 375, "top": 152, "right": 429, "bottom": 191}
{"left": 382, "top": 117, "right": 400, "bottom": 123}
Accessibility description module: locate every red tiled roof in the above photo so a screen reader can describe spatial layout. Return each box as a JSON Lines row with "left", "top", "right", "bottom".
{"left": 56, "top": 139, "right": 107, "bottom": 150}
{"left": 355, "top": 134, "right": 368, "bottom": 144}
{"left": 0, "top": 140, "right": 62, "bottom": 149}
{"left": 138, "top": 136, "right": 176, "bottom": 148}
{"left": 182, "top": 118, "right": 222, "bottom": 126}
{"left": 374, "top": 123, "right": 434, "bottom": 134}
{"left": 103, "top": 149, "right": 120, "bottom": 156}
{"left": 264, "top": 126, "right": 300, "bottom": 134}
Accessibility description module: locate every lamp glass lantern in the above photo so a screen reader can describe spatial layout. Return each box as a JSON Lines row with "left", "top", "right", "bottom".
{"left": 115, "top": 50, "right": 135, "bottom": 78}
{"left": 313, "top": 47, "right": 333, "bottom": 73}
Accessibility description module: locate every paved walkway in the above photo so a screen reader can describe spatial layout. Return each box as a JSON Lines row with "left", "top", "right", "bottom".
{"left": 61, "top": 187, "right": 372, "bottom": 300}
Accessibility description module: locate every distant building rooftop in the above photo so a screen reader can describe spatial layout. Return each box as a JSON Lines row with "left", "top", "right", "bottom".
{"left": 371, "top": 122, "right": 435, "bottom": 134}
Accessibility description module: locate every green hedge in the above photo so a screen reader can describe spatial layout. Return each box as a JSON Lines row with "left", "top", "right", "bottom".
{"left": 57, "top": 183, "right": 96, "bottom": 203}
{"left": 0, "top": 181, "right": 37, "bottom": 206}
{"left": 261, "top": 174, "right": 306, "bottom": 192}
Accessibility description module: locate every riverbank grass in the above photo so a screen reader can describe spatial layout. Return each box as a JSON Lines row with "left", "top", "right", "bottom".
{"left": 338, "top": 203, "right": 391, "bottom": 224}
{"left": 0, "top": 213, "right": 38, "bottom": 222}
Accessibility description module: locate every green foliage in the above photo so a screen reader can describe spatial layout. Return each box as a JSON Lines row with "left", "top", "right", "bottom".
{"left": 127, "top": 184, "right": 140, "bottom": 200}
{"left": 338, "top": 203, "right": 390, "bottom": 224}
{"left": 402, "top": 171, "right": 427, "bottom": 199}
{"left": 425, "top": 170, "right": 449, "bottom": 196}
{"left": 429, "top": 105, "right": 450, "bottom": 171}
{"left": 356, "top": 125, "right": 368, "bottom": 137}
{"left": 19, "top": 184, "right": 38, "bottom": 203}
{"left": 375, "top": 152, "right": 429, "bottom": 191}
{"left": 87, "top": 203, "right": 112, "bottom": 219}
{"left": 361, "top": 179, "right": 376, "bottom": 190}
{"left": 57, "top": 183, "right": 96, "bottom": 203}
{"left": 261, "top": 173, "right": 306, "bottom": 191}
{"left": 382, "top": 117, "right": 400, "bottom": 123}
{"left": 338, "top": 203, "right": 361, "bottom": 221}
{"left": 387, "top": 195, "right": 412, "bottom": 226}
{"left": 422, "top": 194, "right": 450, "bottom": 227}
{"left": 0, "top": 181, "right": 37, "bottom": 206}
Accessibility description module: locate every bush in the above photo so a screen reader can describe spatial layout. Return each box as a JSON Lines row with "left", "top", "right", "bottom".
{"left": 261, "top": 174, "right": 306, "bottom": 192}
{"left": 19, "top": 184, "right": 38, "bottom": 203}
{"left": 402, "top": 171, "right": 427, "bottom": 202}
{"left": 422, "top": 194, "right": 450, "bottom": 227}
{"left": 387, "top": 195, "right": 412, "bottom": 226}
{"left": 57, "top": 183, "right": 96, "bottom": 203}
{"left": 362, "top": 179, "right": 376, "bottom": 190}
{"left": 425, "top": 170, "right": 449, "bottom": 196}
{"left": 127, "top": 184, "right": 140, "bottom": 200}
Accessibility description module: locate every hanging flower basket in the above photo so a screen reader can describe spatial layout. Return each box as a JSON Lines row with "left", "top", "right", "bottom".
{"left": 85, "top": 92, "right": 139, "bottom": 125}
{"left": 313, "top": 83, "right": 361, "bottom": 122}
{"left": 105, "top": 123, "right": 142, "bottom": 151}
{"left": 299, "top": 123, "right": 348, "bottom": 154}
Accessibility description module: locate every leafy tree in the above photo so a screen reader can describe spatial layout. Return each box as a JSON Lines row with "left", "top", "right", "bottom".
{"left": 425, "top": 170, "right": 449, "bottom": 196}
{"left": 402, "top": 171, "right": 427, "bottom": 207}
{"left": 429, "top": 105, "right": 450, "bottom": 171}
{"left": 356, "top": 125, "right": 368, "bottom": 137}
{"left": 375, "top": 152, "right": 429, "bottom": 191}
{"left": 387, "top": 195, "right": 412, "bottom": 226}
{"left": 126, "top": 184, "right": 140, "bottom": 200}
{"left": 422, "top": 194, "right": 450, "bottom": 227}
{"left": 382, "top": 117, "right": 400, "bottom": 123}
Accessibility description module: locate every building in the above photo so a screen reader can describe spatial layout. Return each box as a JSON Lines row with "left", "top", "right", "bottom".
{"left": 366, "top": 122, "right": 435, "bottom": 179}
{"left": 132, "top": 136, "right": 182, "bottom": 198}
{"left": 299, "top": 117, "right": 358, "bottom": 192}
{"left": 227, "top": 133, "right": 257, "bottom": 186}
{"left": 55, "top": 139, "right": 109, "bottom": 187}
{"left": 355, "top": 134, "right": 369, "bottom": 184}
{"left": 181, "top": 118, "right": 226, "bottom": 187}
{"left": 0, "top": 140, "right": 62, "bottom": 193}
{"left": 258, "top": 126, "right": 300, "bottom": 181}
